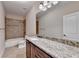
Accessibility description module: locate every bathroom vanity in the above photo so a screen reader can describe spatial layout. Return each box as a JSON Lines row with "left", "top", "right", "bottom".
{"left": 26, "top": 40, "right": 52, "bottom": 58}
{"left": 26, "top": 36, "right": 79, "bottom": 58}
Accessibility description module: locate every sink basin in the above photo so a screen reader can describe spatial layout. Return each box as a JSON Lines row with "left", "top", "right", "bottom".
{"left": 30, "top": 37, "right": 39, "bottom": 41}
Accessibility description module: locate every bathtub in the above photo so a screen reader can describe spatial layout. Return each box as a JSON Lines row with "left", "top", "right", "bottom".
{"left": 5, "top": 37, "right": 25, "bottom": 48}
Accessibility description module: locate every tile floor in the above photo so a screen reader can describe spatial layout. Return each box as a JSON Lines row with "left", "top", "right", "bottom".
{"left": 2, "top": 46, "right": 26, "bottom": 58}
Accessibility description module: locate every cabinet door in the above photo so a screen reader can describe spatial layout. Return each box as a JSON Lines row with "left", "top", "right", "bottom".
{"left": 63, "top": 14, "right": 77, "bottom": 35}
{"left": 35, "top": 47, "right": 50, "bottom": 58}
{"left": 26, "top": 40, "right": 31, "bottom": 58}
{"left": 26, "top": 40, "right": 51, "bottom": 58}
{"left": 30, "top": 43, "right": 35, "bottom": 58}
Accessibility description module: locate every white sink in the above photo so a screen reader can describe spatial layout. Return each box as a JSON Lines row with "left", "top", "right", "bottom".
{"left": 30, "top": 37, "right": 39, "bottom": 41}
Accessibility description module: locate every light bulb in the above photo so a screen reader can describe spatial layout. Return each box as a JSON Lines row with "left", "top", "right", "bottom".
{"left": 52, "top": 1, "right": 58, "bottom": 5}
{"left": 43, "top": 1, "right": 48, "bottom": 6}
{"left": 39, "top": 4, "right": 43, "bottom": 10}
{"left": 47, "top": 4, "right": 52, "bottom": 8}
{"left": 42, "top": 7, "right": 47, "bottom": 11}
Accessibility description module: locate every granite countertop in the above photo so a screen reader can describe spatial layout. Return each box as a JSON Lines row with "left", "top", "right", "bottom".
{"left": 25, "top": 36, "right": 79, "bottom": 58}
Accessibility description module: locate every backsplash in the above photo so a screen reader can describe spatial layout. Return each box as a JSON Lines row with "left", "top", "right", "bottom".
{"left": 51, "top": 38, "right": 79, "bottom": 48}
{"left": 38, "top": 36, "right": 79, "bottom": 48}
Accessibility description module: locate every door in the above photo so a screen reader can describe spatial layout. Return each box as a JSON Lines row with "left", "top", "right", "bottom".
{"left": 36, "top": 20, "right": 39, "bottom": 34}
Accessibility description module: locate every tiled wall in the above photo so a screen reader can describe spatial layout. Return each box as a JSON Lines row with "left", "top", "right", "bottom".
{"left": 5, "top": 18, "right": 25, "bottom": 39}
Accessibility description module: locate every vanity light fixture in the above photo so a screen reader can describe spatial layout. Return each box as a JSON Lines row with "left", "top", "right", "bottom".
{"left": 52, "top": 1, "right": 59, "bottom": 5}
{"left": 39, "top": 1, "right": 59, "bottom": 11}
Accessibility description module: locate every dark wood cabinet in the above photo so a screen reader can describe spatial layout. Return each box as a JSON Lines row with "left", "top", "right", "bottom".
{"left": 26, "top": 40, "right": 31, "bottom": 58}
{"left": 26, "top": 40, "right": 52, "bottom": 58}
{"left": 35, "top": 47, "right": 51, "bottom": 58}
{"left": 30, "top": 43, "right": 35, "bottom": 58}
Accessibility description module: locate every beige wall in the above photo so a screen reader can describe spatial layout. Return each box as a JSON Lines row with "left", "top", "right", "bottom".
{"left": 63, "top": 2, "right": 79, "bottom": 15}
{"left": 26, "top": 6, "right": 37, "bottom": 36}
{"left": 38, "top": 2, "right": 79, "bottom": 38}
{"left": 0, "top": 2, "right": 5, "bottom": 57}
{"left": 6, "top": 14, "right": 24, "bottom": 20}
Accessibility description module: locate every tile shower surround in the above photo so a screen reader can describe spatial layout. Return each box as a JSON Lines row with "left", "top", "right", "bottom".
{"left": 5, "top": 18, "right": 25, "bottom": 39}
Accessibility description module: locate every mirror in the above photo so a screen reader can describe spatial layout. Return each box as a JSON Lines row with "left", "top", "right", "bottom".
{"left": 36, "top": 1, "right": 79, "bottom": 43}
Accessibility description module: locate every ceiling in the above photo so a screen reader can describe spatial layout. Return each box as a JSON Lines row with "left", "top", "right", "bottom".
{"left": 2, "top": 1, "right": 70, "bottom": 17}
{"left": 2, "top": 1, "right": 39, "bottom": 16}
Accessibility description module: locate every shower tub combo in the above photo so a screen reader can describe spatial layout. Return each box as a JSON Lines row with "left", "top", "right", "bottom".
{"left": 5, "top": 38, "right": 26, "bottom": 48}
